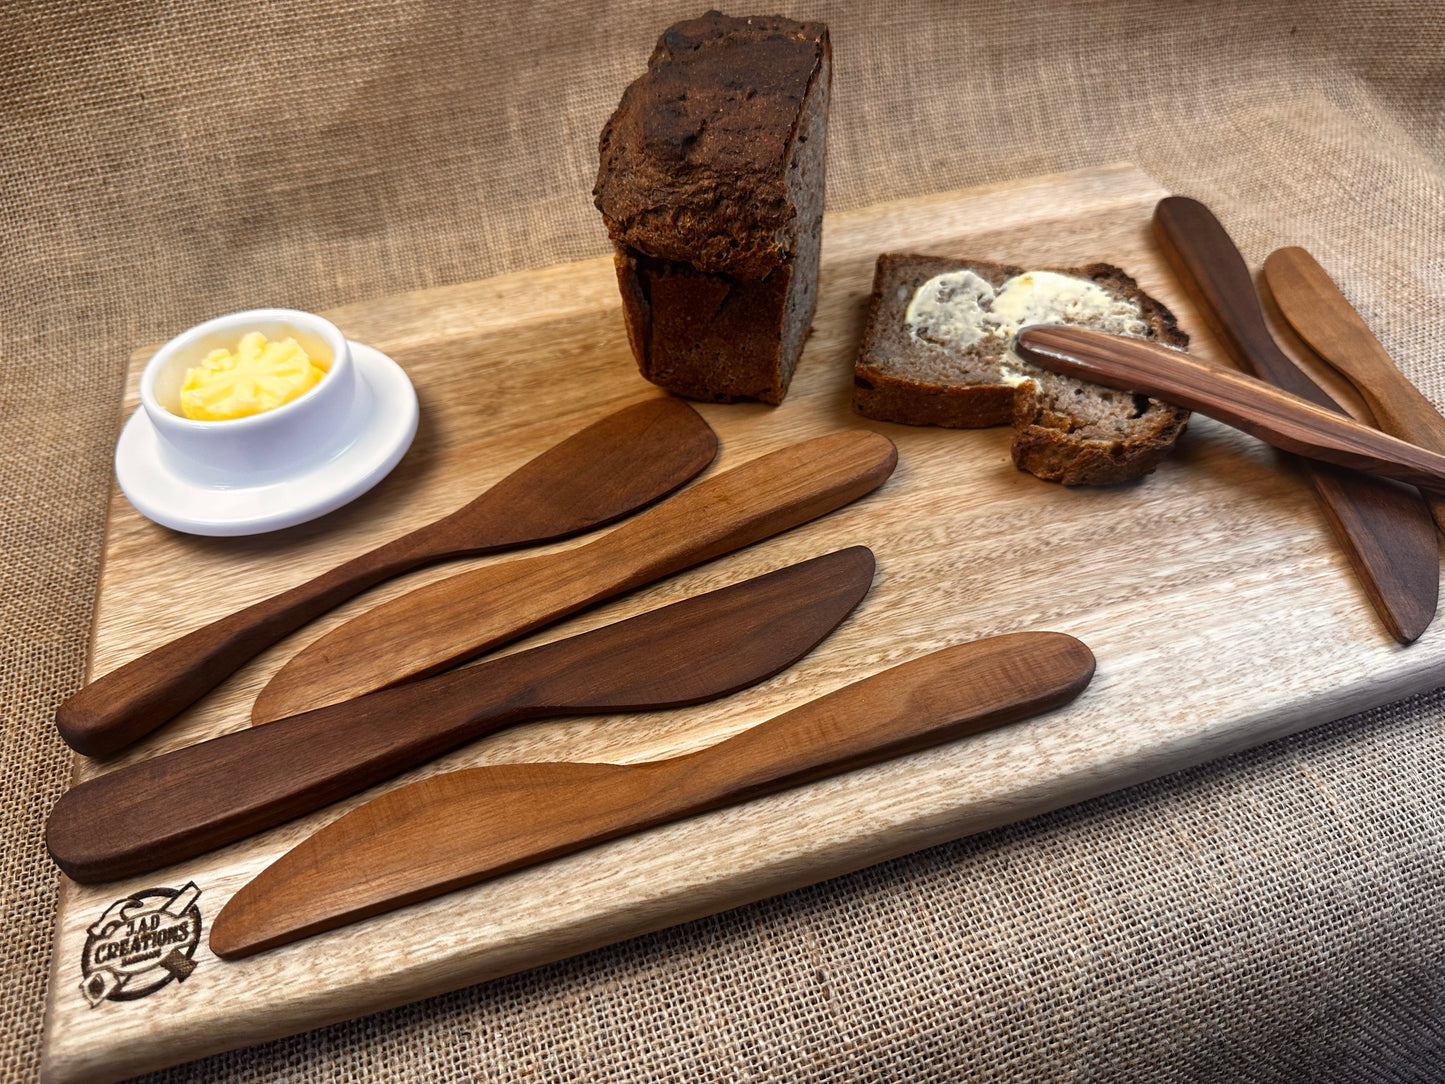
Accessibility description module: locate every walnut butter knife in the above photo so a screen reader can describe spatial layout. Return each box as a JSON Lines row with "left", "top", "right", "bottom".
{"left": 251, "top": 429, "right": 898, "bottom": 723}
{"left": 47, "top": 546, "right": 876, "bottom": 884}
{"left": 209, "top": 629, "right": 1096, "bottom": 959}
{"left": 1148, "top": 196, "right": 1437, "bottom": 644}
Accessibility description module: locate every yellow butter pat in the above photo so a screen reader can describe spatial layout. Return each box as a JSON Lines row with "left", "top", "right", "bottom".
{"left": 179, "top": 332, "right": 329, "bottom": 420}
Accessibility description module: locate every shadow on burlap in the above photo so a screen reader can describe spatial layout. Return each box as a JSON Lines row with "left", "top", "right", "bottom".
{"left": 3, "top": 1, "right": 1442, "bottom": 1080}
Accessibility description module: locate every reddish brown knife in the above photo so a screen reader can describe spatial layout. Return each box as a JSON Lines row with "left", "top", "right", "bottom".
{"left": 252, "top": 429, "right": 898, "bottom": 723}
{"left": 1150, "top": 196, "right": 1437, "bottom": 644}
{"left": 210, "top": 630, "right": 1096, "bottom": 959}
{"left": 47, "top": 547, "right": 876, "bottom": 884}
{"left": 1012, "top": 328, "right": 1445, "bottom": 494}
{"left": 1263, "top": 245, "right": 1445, "bottom": 535}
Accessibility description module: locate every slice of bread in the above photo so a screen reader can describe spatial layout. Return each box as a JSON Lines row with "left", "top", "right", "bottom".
{"left": 853, "top": 254, "right": 1191, "bottom": 485}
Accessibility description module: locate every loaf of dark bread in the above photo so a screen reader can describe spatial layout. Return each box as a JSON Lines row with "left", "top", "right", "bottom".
{"left": 854, "top": 254, "right": 1191, "bottom": 485}
{"left": 593, "top": 11, "right": 831, "bottom": 404}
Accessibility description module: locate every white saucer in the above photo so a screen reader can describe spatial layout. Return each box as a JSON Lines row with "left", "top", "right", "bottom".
{"left": 115, "top": 341, "right": 418, "bottom": 536}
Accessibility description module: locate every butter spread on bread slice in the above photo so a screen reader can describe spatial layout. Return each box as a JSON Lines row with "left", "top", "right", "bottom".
{"left": 854, "top": 254, "right": 1190, "bottom": 485}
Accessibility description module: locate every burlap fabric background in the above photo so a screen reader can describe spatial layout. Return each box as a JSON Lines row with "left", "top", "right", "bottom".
{"left": 5, "top": 1, "right": 1443, "bottom": 1079}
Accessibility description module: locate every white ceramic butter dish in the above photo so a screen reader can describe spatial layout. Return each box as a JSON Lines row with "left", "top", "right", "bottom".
{"left": 115, "top": 308, "right": 418, "bottom": 536}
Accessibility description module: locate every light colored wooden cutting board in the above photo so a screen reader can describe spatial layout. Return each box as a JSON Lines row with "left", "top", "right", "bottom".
{"left": 42, "top": 164, "right": 1445, "bottom": 1082}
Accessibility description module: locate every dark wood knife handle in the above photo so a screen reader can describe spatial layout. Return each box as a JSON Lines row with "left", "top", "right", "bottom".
{"left": 53, "top": 535, "right": 438, "bottom": 760}
{"left": 46, "top": 659, "right": 539, "bottom": 884}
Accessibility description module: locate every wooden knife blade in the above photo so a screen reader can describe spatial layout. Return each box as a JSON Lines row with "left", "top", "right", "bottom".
{"left": 1151, "top": 196, "right": 1437, "bottom": 644}
{"left": 209, "top": 630, "right": 1096, "bottom": 959}
{"left": 46, "top": 546, "right": 876, "bottom": 884}
{"left": 252, "top": 429, "right": 898, "bottom": 723}
{"left": 1263, "top": 245, "right": 1445, "bottom": 535}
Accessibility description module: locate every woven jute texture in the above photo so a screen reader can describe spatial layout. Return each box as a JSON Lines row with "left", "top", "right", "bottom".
{"left": 5, "top": 1, "right": 1444, "bottom": 1080}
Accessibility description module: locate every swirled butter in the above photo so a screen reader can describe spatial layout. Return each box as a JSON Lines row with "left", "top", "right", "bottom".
{"left": 179, "top": 332, "right": 329, "bottom": 421}
{"left": 905, "top": 269, "right": 1148, "bottom": 384}
{"left": 902, "top": 269, "right": 996, "bottom": 352}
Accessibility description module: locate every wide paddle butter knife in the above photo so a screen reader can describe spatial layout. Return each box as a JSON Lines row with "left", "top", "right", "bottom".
{"left": 1263, "top": 245, "right": 1445, "bottom": 534}
{"left": 1150, "top": 196, "right": 1437, "bottom": 644}
{"left": 209, "top": 629, "right": 1096, "bottom": 959}
{"left": 47, "top": 546, "right": 875, "bottom": 884}
{"left": 252, "top": 429, "right": 898, "bottom": 723}
{"left": 58, "top": 398, "right": 718, "bottom": 759}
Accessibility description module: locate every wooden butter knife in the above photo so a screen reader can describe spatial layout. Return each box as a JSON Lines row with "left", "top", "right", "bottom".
{"left": 1149, "top": 196, "right": 1437, "bottom": 644}
{"left": 58, "top": 398, "right": 719, "bottom": 759}
{"left": 209, "top": 629, "right": 1096, "bottom": 959}
{"left": 46, "top": 546, "right": 876, "bottom": 884}
{"left": 251, "top": 429, "right": 898, "bottom": 724}
{"left": 1012, "top": 327, "right": 1445, "bottom": 495}
{"left": 1263, "top": 245, "right": 1445, "bottom": 534}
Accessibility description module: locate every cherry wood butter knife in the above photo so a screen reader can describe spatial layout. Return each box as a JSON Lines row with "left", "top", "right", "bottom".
{"left": 1012, "top": 327, "right": 1445, "bottom": 495}
{"left": 47, "top": 547, "right": 876, "bottom": 884}
{"left": 1149, "top": 196, "right": 1437, "bottom": 644}
{"left": 1263, "top": 245, "right": 1445, "bottom": 535}
{"left": 209, "top": 629, "right": 1096, "bottom": 959}
{"left": 252, "top": 429, "right": 898, "bottom": 723}
{"left": 58, "top": 398, "right": 719, "bottom": 759}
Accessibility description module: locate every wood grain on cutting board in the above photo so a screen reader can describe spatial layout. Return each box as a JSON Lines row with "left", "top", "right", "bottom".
{"left": 42, "top": 164, "right": 1444, "bottom": 1083}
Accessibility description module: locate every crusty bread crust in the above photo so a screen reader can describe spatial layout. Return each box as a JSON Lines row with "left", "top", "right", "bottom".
{"left": 853, "top": 253, "right": 1191, "bottom": 485}
{"left": 614, "top": 251, "right": 801, "bottom": 404}
{"left": 594, "top": 12, "right": 830, "bottom": 278}
{"left": 595, "top": 13, "right": 831, "bottom": 404}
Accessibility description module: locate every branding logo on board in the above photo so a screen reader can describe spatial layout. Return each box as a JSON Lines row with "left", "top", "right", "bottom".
{"left": 80, "top": 883, "right": 203, "bottom": 1007}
